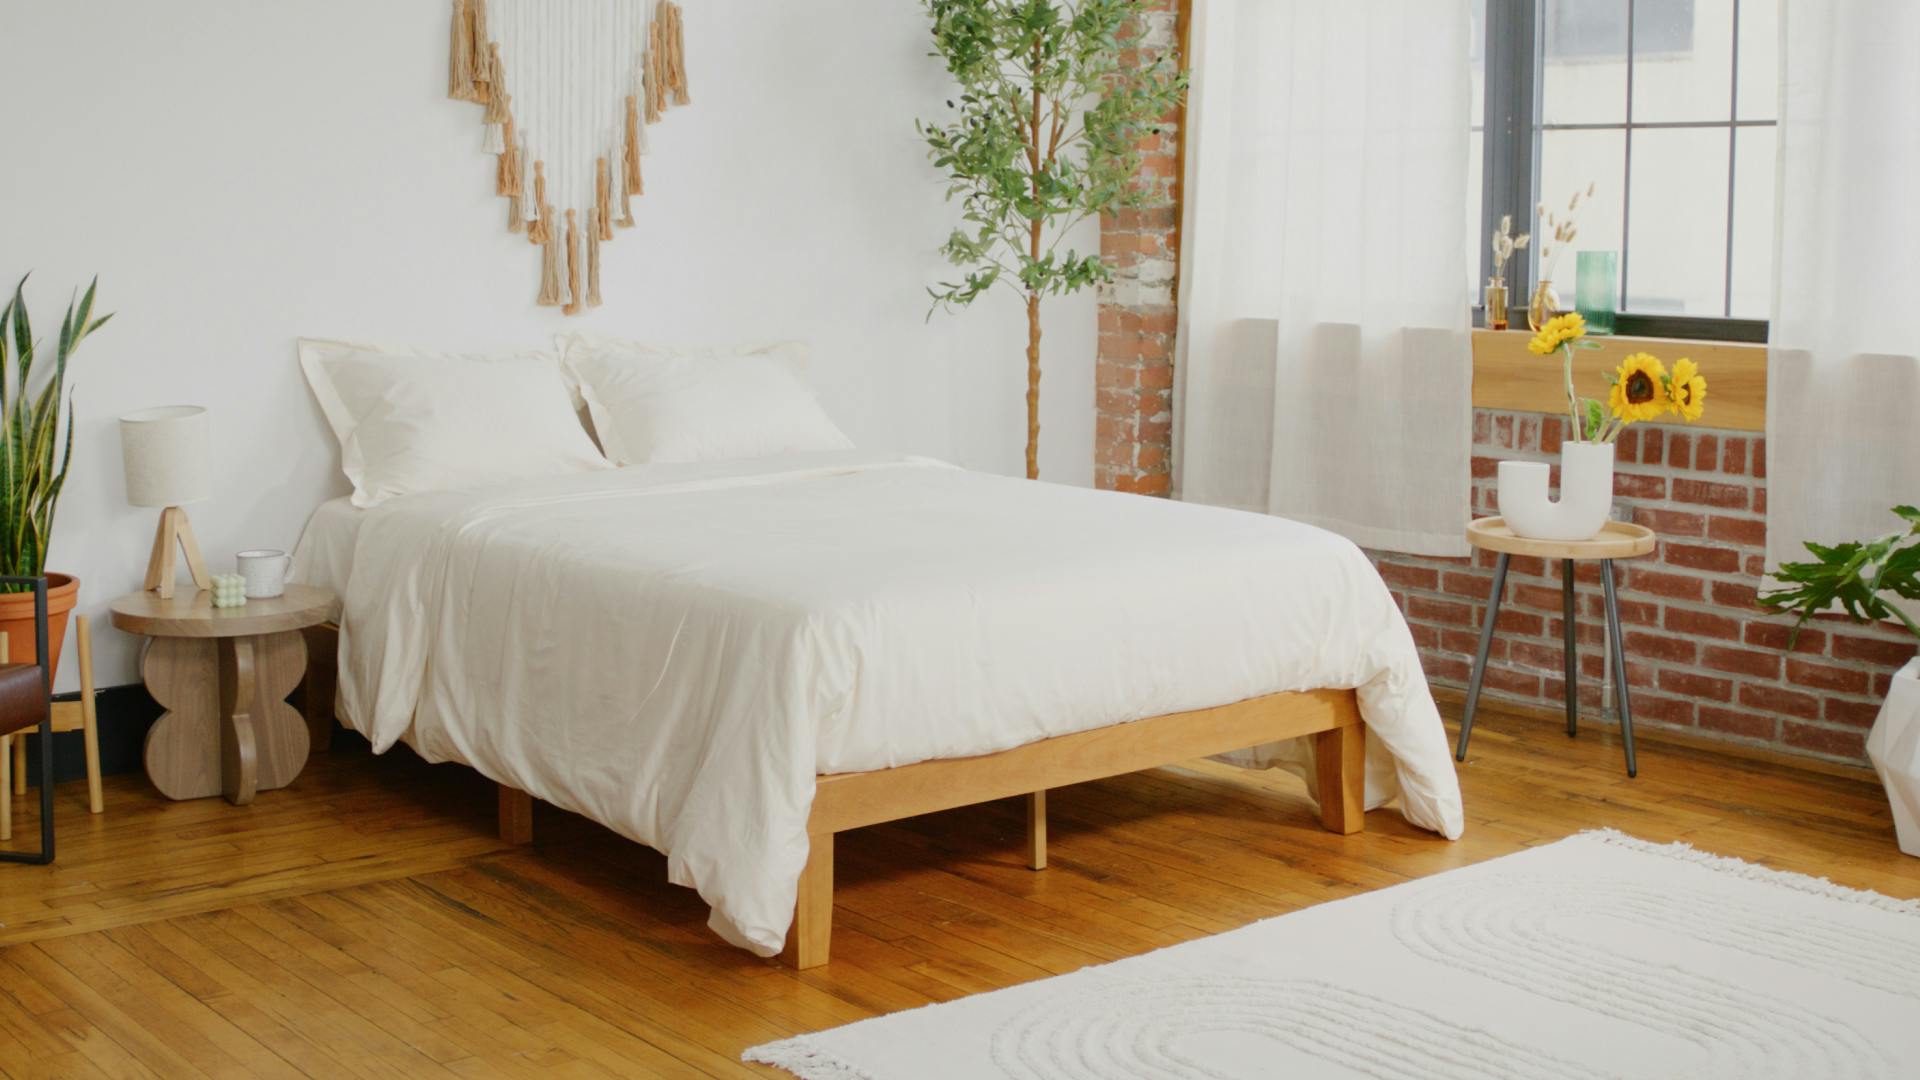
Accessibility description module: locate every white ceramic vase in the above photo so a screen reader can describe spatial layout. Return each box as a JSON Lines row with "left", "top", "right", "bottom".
{"left": 1497, "top": 440, "right": 1616, "bottom": 541}
{"left": 1867, "top": 656, "right": 1920, "bottom": 858}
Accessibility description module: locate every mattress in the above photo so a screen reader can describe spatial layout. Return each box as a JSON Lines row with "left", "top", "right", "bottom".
{"left": 290, "top": 496, "right": 366, "bottom": 608}
{"left": 315, "top": 450, "right": 1465, "bottom": 956}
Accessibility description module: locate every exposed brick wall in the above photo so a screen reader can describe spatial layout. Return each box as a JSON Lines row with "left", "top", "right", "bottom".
{"left": 1371, "top": 410, "right": 1918, "bottom": 766}
{"left": 1094, "top": 0, "right": 1183, "bottom": 496}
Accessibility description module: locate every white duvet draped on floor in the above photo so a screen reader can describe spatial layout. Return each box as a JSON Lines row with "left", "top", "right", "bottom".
{"left": 306, "top": 452, "right": 1463, "bottom": 955}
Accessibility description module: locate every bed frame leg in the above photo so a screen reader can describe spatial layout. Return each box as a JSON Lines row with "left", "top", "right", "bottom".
{"left": 498, "top": 784, "right": 534, "bottom": 845}
{"left": 780, "top": 830, "right": 834, "bottom": 969}
{"left": 1026, "top": 790, "right": 1047, "bottom": 870}
{"left": 1315, "top": 721, "right": 1366, "bottom": 835}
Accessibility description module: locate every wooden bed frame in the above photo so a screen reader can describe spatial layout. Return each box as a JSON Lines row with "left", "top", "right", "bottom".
{"left": 302, "top": 625, "right": 1365, "bottom": 969}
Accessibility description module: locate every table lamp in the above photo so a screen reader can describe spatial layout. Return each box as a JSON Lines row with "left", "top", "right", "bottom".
{"left": 120, "top": 405, "right": 211, "bottom": 599}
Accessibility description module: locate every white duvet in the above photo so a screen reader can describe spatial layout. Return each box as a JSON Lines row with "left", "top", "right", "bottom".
{"left": 312, "top": 451, "right": 1464, "bottom": 955}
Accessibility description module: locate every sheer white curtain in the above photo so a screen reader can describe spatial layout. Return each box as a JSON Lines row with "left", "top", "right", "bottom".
{"left": 1767, "top": 0, "right": 1920, "bottom": 569}
{"left": 1176, "top": 0, "right": 1473, "bottom": 556}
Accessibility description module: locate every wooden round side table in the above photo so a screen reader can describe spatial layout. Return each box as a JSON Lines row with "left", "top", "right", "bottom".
{"left": 109, "top": 585, "right": 335, "bottom": 805}
{"left": 1456, "top": 517, "right": 1656, "bottom": 777}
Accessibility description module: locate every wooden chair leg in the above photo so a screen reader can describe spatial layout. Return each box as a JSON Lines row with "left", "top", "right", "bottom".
{"left": 1315, "top": 721, "right": 1366, "bottom": 835}
{"left": 498, "top": 784, "right": 533, "bottom": 845}
{"left": 1, "top": 732, "right": 11, "bottom": 841}
{"left": 1026, "top": 790, "right": 1047, "bottom": 870}
{"left": 77, "top": 616, "right": 102, "bottom": 815}
{"left": 779, "top": 830, "right": 834, "bottom": 969}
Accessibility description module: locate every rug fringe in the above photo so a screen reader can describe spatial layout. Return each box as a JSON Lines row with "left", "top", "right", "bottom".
{"left": 1580, "top": 828, "right": 1920, "bottom": 914}
{"left": 742, "top": 1039, "right": 875, "bottom": 1080}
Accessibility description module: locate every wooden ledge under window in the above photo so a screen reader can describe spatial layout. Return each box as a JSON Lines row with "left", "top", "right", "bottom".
{"left": 1471, "top": 329, "right": 1767, "bottom": 432}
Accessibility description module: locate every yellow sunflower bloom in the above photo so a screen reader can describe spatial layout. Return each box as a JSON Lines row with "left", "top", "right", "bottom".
{"left": 1527, "top": 312, "right": 1587, "bottom": 355}
{"left": 1608, "top": 352, "right": 1668, "bottom": 424}
{"left": 1668, "top": 357, "right": 1707, "bottom": 421}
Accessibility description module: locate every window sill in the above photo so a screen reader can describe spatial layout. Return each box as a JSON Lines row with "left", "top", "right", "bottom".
{"left": 1471, "top": 329, "right": 1767, "bottom": 432}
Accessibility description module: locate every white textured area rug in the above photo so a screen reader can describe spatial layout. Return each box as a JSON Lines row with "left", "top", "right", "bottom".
{"left": 745, "top": 831, "right": 1920, "bottom": 1080}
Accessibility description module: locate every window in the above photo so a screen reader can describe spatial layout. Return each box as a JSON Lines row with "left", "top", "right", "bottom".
{"left": 1471, "top": 0, "right": 1776, "bottom": 340}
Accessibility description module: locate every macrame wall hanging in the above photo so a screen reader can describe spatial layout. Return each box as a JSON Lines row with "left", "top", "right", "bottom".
{"left": 448, "top": 0, "right": 691, "bottom": 314}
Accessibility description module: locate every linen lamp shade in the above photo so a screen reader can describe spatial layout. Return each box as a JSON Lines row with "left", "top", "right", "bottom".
{"left": 120, "top": 406, "right": 210, "bottom": 508}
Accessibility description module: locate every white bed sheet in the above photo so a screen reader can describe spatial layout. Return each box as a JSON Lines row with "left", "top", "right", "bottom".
{"left": 309, "top": 451, "right": 1465, "bottom": 956}
{"left": 291, "top": 496, "right": 364, "bottom": 607}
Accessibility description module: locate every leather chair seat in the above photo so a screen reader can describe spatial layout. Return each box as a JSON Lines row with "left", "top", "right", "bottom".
{"left": 0, "top": 663, "right": 48, "bottom": 737}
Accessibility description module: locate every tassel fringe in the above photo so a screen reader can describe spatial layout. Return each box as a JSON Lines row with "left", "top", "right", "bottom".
{"left": 483, "top": 46, "right": 510, "bottom": 123}
{"left": 468, "top": 0, "right": 493, "bottom": 103}
{"left": 587, "top": 209, "right": 604, "bottom": 309}
{"left": 563, "top": 210, "right": 583, "bottom": 316}
{"left": 508, "top": 189, "right": 526, "bottom": 234}
{"left": 664, "top": 2, "right": 690, "bottom": 106}
{"left": 537, "top": 212, "right": 564, "bottom": 306}
{"left": 624, "top": 96, "right": 644, "bottom": 195}
{"left": 448, "top": 0, "right": 476, "bottom": 100}
{"left": 528, "top": 162, "right": 551, "bottom": 244}
{"left": 595, "top": 158, "right": 614, "bottom": 241}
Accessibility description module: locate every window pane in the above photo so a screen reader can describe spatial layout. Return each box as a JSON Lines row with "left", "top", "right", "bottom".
{"left": 1728, "top": 125, "right": 1776, "bottom": 318}
{"left": 1543, "top": 0, "right": 1628, "bottom": 125}
{"left": 1632, "top": 0, "right": 1732, "bottom": 123}
{"left": 1537, "top": 130, "right": 1627, "bottom": 307}
{"left": 1735, "top": 0, "right": 1779, "bottom": 121}
{"left": 1624, "top": 127, "right": 1731, "bottom": 315}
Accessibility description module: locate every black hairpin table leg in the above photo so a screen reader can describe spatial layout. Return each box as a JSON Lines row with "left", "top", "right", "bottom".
{"left": 1601, "top": 559, "right": 1639, "bottom": 778}
{"left": 1455, "top": 552, "right": 1511, "bottom": 762}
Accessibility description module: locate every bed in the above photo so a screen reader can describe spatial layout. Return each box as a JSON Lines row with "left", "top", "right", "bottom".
{"left": 292, "top": 449, "right": 1464, "bottom": 968}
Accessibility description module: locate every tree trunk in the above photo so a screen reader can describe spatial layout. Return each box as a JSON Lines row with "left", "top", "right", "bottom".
{"left": 1025, "top": 286, "right": 1042, "bottom": 481}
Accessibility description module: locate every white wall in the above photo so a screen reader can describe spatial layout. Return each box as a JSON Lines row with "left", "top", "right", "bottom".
{"left": 1, "top": 1, "right": 1099, "bottom": 691}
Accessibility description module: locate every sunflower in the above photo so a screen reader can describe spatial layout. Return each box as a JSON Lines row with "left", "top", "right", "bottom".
{"left": 1668, "top": 357, "right": 1707, "bottom": 422}
{"left": 1527, "top": 312, "right": 1587, "bottom": 356}
{"left": 1608, "top": 352, "right": 1668, "bottom": 424}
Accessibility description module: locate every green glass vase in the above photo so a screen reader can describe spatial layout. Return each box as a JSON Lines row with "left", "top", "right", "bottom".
{"left": 1575, "top": 250, "right": 1618, "bottom": 334}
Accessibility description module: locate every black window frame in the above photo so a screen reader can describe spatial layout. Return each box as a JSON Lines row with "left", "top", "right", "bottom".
{"left": 1478, "top": 0, "right": 1769, "bottom": 344}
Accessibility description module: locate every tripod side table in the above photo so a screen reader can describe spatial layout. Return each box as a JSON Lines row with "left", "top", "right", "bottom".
{"left": 1454, "top": 517, "right": 1656, "bottom": 777}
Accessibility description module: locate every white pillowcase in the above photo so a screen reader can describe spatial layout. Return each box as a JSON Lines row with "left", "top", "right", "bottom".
{"left": 298, "top": 338, "right": 609, "bottom": 507}
{"left": 559, "top": 336, "right": 854, "bottom": 465}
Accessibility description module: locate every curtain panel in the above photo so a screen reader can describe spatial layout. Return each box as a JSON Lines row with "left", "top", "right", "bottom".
{"left": 1766, "top": 0, "right": 1920, "bottom": 571}
{"left": 1176, "top": 0, "right": 1474, "bottom": 557}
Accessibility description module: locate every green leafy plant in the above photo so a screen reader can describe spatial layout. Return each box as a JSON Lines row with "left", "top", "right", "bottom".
{"left": 920, "top": 0, "right": 1187, "bottom": 478}
{"left": 0, "top": 275, "right": 110, "bottom": 581}
{"left": 1757, "top": 506, "right": 1920, "bottom": 644}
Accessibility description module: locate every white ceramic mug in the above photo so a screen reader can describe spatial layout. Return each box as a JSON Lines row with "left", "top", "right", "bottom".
{"left": 236, "top": 549, "right": 291, "bottom": 599}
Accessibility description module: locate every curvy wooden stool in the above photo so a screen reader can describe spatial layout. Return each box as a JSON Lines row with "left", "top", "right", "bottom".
{"left": 1, "top": 615, "right": 101, "bottom": 842}
{"left": 110, "top": 586, "right": 334, "bottom": 805}
{"left": 1456, "top": 517, "right": 1656, "bottom": 777}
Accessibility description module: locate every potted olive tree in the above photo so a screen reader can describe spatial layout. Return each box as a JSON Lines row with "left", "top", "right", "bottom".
{"left": 0, "top": 275, "right": 110, "bottom": 676}
{"left": 1760, "top": 506, "right": 1920, "bottom": 855}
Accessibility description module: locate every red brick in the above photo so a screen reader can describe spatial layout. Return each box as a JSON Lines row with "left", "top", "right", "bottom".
{"left": 1517, "top": 417, "right": 1540, "bottom": 453}
{"left": 1706, "top": 516, "right": 1766, "bottom": 548}
{"left": 1408, "top": 596, "right": 1474, "bottom": 627}
{"left": 1511, "top": 584, "right": 1570, "bottom": 612}
{"left": 1742, "top": 622, "right": 1827, "bottom": 654}
{"left": 1698, "top": 706, "right": 1775, "bottom": 740}
{"left": 1640, "top": 428, "right": 1665, "bottom": 466}
{"left": 1492, "top": 608, "right": 1545, "bottom": 636}
{"left": 1667, "top": 433, "right": 1691, "bottom": 469}
{"left": 1631, "top": 693, "right": 1696, "bottom": 727}
{"left": 1377, "top": 562, "right": 1439, "bottom": 591}
{"left": 1782, "top": 722, "right": 1866, "bottom": 759}
{"left": 1614, "top": 428, "right": 1640, "bottom": 464}
{"left": 1624, "top": 660, "right": 1659, "bottom": 689}
{"left": 1692, "top": 435, "right": 1719, "bottom": 472}
{"left": 1671, "top": 478, "right": 1749, "bottom": 510}
{"left": 1626, "top": 568, "right": 1705, "bottom": 602}
{"left": 1423, "top": 654, "right": 1471, "bottom": 684}
{"left": 1480, "top": 665, "right": 1540, "bottom": 696}
{"left": 1440, "top": 628, "right": 1507, "bottom": 660}
{"left": 1703, "top": 645, "right": 1782, "bottom": 679}
{"left": 1711, "top": 580, "right": 1760, "bottom": 609}
{"left": 1540, "top": 417, "right": 1564, "bottom": 455}
{"left": 1441, "top": 571, "right": 1495, "bottom": 600}
{"left": 1657, "top": 668, "right": 1734, "bottom": 701}
{"left": 1614, "top": 473, "right": 1667, "bottom": 500}
{"left": 1662, "top": 542, "right": 1741, "bottom": 574}
{"left": 1631, "top": 507, "right": 1706, "bottom": 537}
{"left": 1738, "top": 682, "right": 1818, "bottom": 718}
{"left": 1785, "top": 658, "right": 1870, "bottom": 694}
{"left": 1825, "top": 697, "right": 1885, "bottom": 728}
{"left": 1663, "top": 607, "right": 1742, "bottom": 640}
{"left": 1721, "top": 438, "right": 1747, "bottom": 476}
{"left": 1830, "top": 633, "right": 1916, "bottom": 668}
{"left": 1752, "top": 437, "right": 1767, "bottom": 479}
{"left": 1510, "top": 641, "right": 1572, "bottom": 671}
{"left": 1470, "top": 454, "right": 1501, "bottom": 479}
{"left": 1493, "top": 414, "right": 1515, "bottom": 449}
{"left": 1623, "top": 631, "right": 1698, "bottom": 664}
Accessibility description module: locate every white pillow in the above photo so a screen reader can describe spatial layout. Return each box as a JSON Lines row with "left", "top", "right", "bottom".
{"left": 558, "top": 336, "right": 854, "bottom": 465}
{"left": 297, "top": 338, "right": 609, "bottom": 507}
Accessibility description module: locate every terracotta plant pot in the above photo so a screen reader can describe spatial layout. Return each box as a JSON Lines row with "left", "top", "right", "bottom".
{"left": 0, "top": 572, "right": 78, "bottom": 676}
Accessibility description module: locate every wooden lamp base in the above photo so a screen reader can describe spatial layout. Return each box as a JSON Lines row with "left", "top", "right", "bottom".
{"left": 144, "top": 506, "right": 211, "bottom": 599}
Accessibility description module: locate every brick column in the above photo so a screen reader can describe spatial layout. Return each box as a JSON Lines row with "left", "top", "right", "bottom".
{"left": 1094, "top": 0, "right": 1184, "bottom": 496}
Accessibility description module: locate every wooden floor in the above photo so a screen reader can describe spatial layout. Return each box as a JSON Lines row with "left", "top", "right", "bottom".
{"left": 2, "top": 707, "right": 1915, "bottom": 1078}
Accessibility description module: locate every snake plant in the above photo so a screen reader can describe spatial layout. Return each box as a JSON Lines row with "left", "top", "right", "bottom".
{"left": 0, "top": 275, "right": 111, "bottom": 583}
